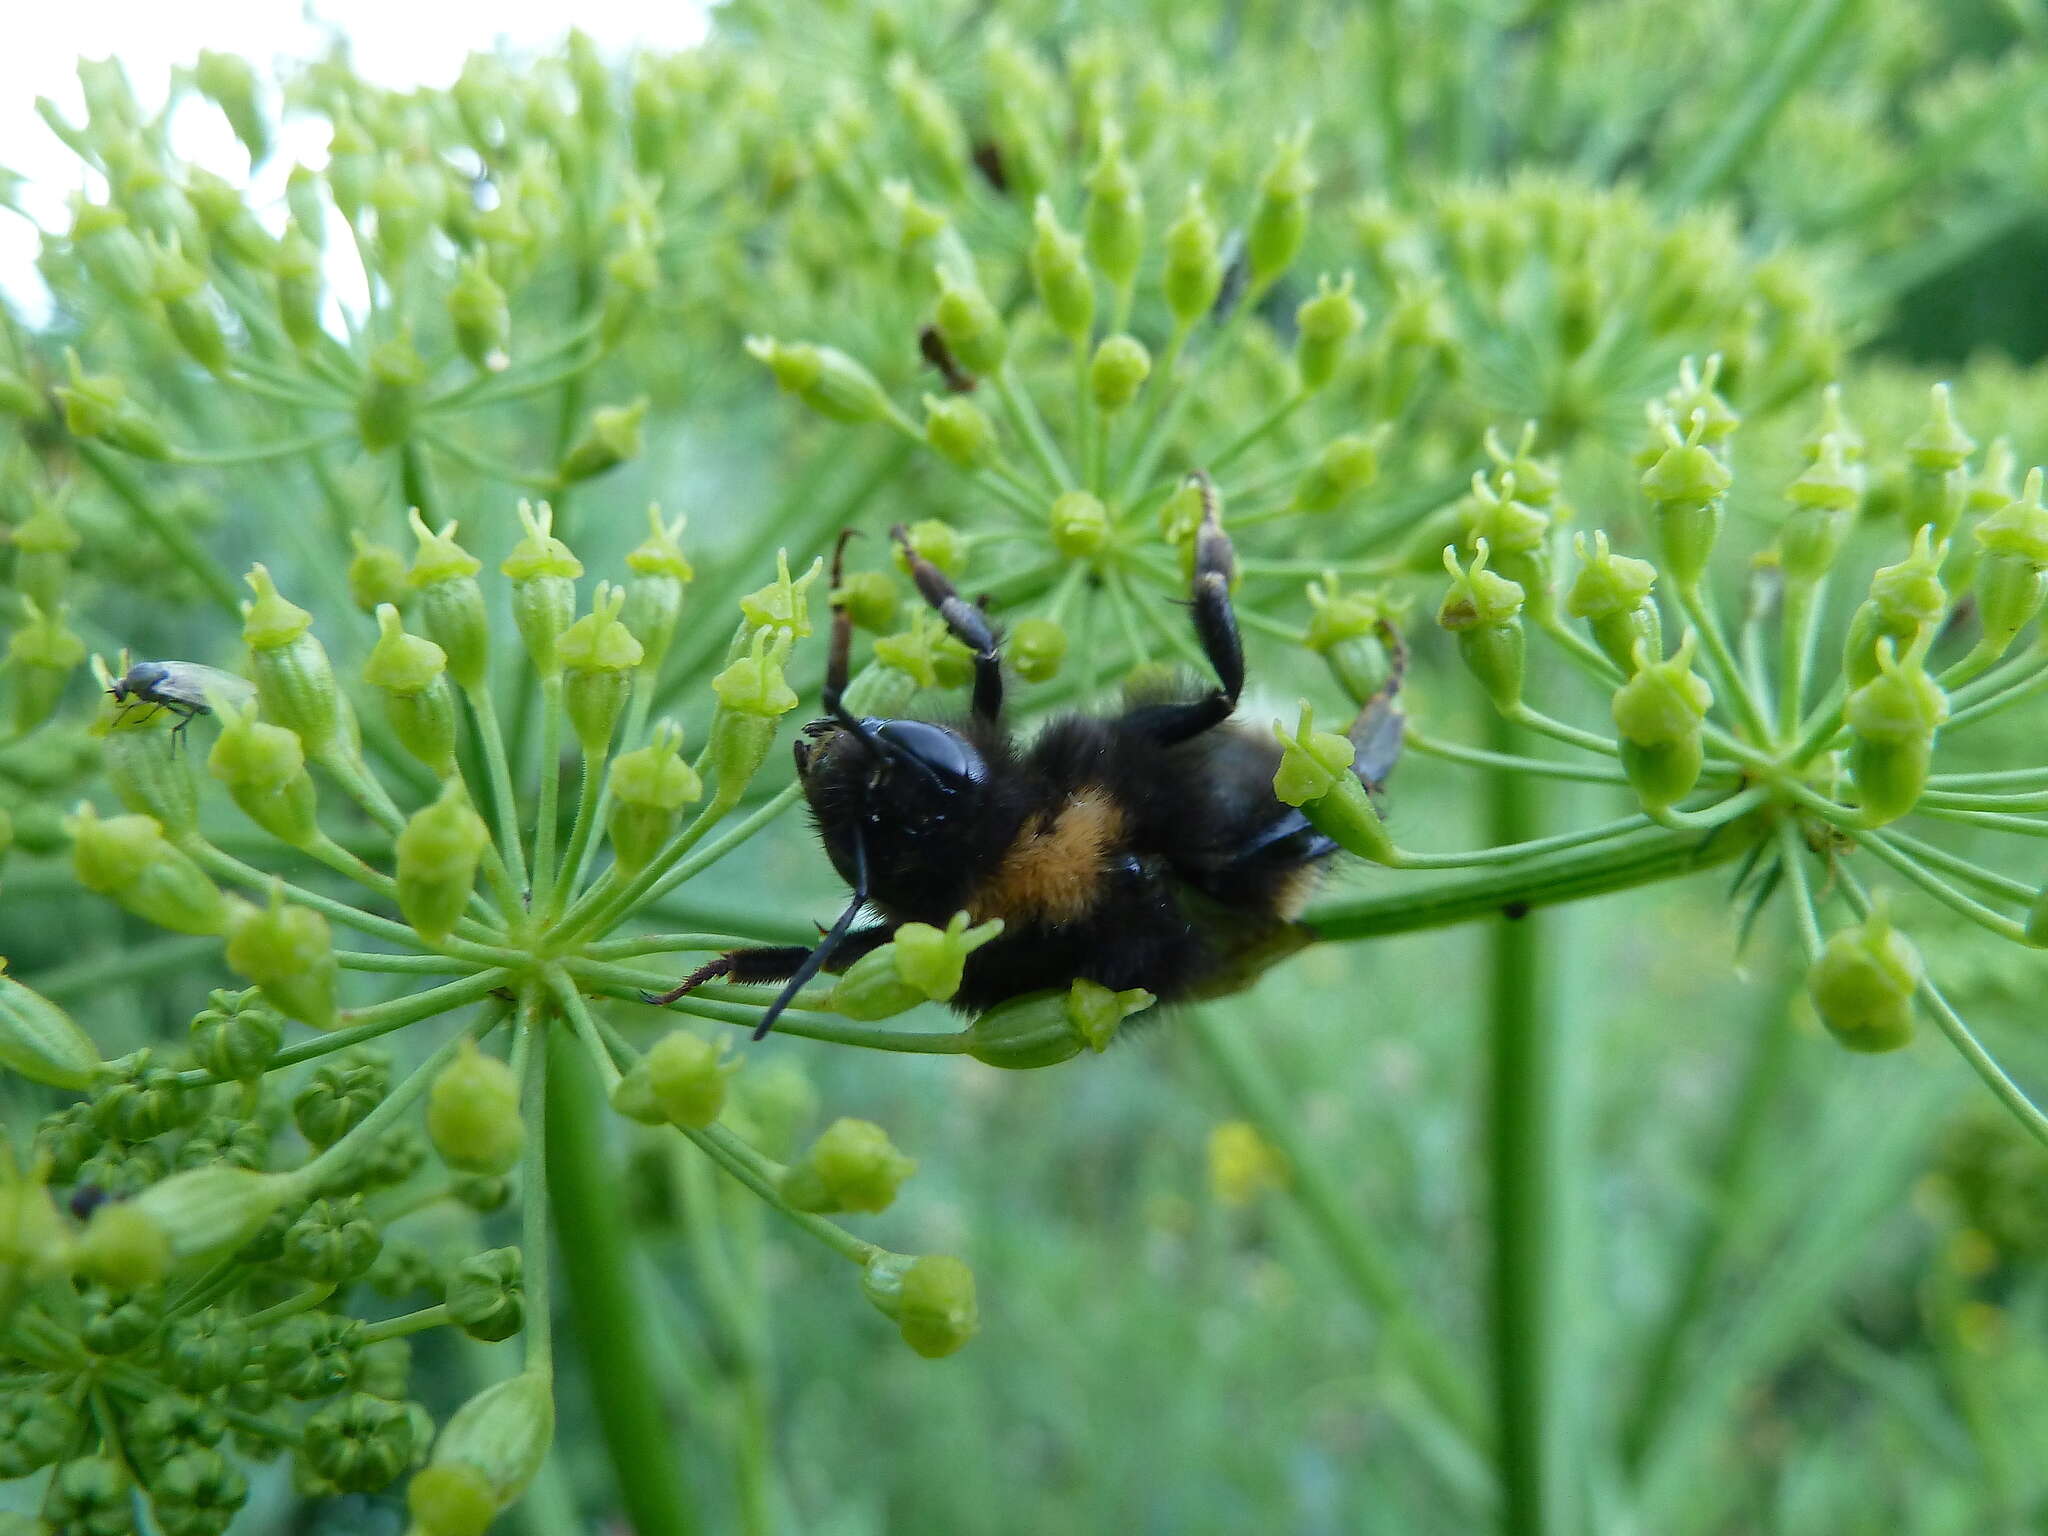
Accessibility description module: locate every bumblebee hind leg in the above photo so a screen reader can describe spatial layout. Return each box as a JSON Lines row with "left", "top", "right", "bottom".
{"left": 640, "top": 926, "right": 895, "bottom": 1024}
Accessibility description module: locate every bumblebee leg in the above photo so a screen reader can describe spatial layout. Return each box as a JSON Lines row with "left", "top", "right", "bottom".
{"left": 890, "top": 523, "right": 1002, "bottom": 723}
{"left": 1130, "top": 473, "right": 1242, "bottom": 745}
{"left": 638, "top": 925, "right": 896, "bottom": 1007}
{"left": 1346, "top": 619, "right": 1408, "bottom": 795}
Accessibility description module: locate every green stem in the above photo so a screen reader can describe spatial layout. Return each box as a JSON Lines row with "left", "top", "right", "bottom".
{"left": 1677, "top": 582, "right": 1774, "bottom": 745}
{"left": 467, "top": 682, "right": 531, "bottom": 898}
{"left": 1303, "top": 822, "right": 1757, "bottom": 942}
{"left": 545, "top": 1025, "right": 700, "bottom": 1536}
{"left": 1484, "top": 712, "right": 1573, "bottom": 1536}
{"left": 992, "top": 364, "right": 1073, "bottom": 492}
{"left": 1186, "top": 1005, "right": 1487, "bottom": 1452}
{"left": 531, "top": 676, "right": 566, "bottom": 913}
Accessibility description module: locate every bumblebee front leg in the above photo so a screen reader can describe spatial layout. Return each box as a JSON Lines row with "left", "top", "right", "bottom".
{"left": 890, "top": 523, "right": 1002, "bottom": 723}
{"left": 640, "top": 927, "right": 895, "bottom": 1007}
{"left": 1132, "top": 472, "right": 1243, "bottom": 746}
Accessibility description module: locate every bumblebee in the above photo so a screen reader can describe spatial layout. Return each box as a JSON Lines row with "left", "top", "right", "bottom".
{"left": 648, "top": 479, "right": 1401, "bottom": 1037}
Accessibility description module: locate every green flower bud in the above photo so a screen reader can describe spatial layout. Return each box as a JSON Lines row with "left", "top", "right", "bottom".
{"left": 746, "top": 336, "right": 894, "bottom": 423}
{"left": 621, "top": 505, "right": 694, "bottom": 670}
{"left": 1967, "top": 436, "right": 2019, "bottom": 518}
{"left": 1292, "top": 433, "right": 1380, "bottom": 514}
{"left": 874, "top": 609, "right": 958, "bottom": 691}
{"left": 408, "top": 1373, "right": 553, "bottom": 1536}
{"left": 1247, "top": 127, "right": 1314, "bottom": 292}
{"left": 1809, "top": 903, "right": 1921, "bottom": 1053}
{"left": 888, "top": 54, "right": 969, "bottom": 192}
{"left": 1089, "top": 333, "right": 1151, "bottom": 413}
{"left": 447, "top": 1247, "right": 524, "bottom": 1341}
{"left": 268, "top": 1311, "right": 363, "bottom": 1399}
{"left": 448, "top": 254, "right": 509, "bottom": 370}
{"left": 347, "top": 533, "right": 411, "bottom": 614}
{"left": 1079, "top": 121, "right": 1142, "bottom": 294}
{"left": 559, "top": 396, "right": 648, "bottom": 484}
{"left": 282, "top": 1195, "right": 382, "bottom": 1284}
{"left": 364, "top": 604, "right": 457, "bottom": 775}
{"left": 963, "top": 978, "right": 1154, "bottom": 1068}
{"left": 408, "top": 512, "right": 490, "bottom": 691}
{"left": 72, "top": 1203, "right": 170, "bottom": 1289}
{"left": 642, "top": 1030, "right": 738, "bottom": 1129}
{"left": 1483, "top": 423, "right": 1564, "bottom": 509}
{"left": 862, "top": 1251, "right": 978, "bottom": 1358}
{"left": 707, "top": 628, "right": 796, "bottom": 803}
{"left": 1905, "top": 382, "right": 1977, "bottom": 478}
{"left": 151, "top": 1446, "right": 248, "bottom": 1529}
{"left": 739, "top": 549, "right": 825, "bottom": 637}
{"left": 1843, "top": 525, "right": 1947, "bottom": 688}
{"left": 164, "top": 1306, "right": 254, "bottom": 1393}
{"left": 427, "top": 1038, "right": 523, "bottom": 1176}
{"left": 69, "top": 199, "right": 151, "bottom": 301}
{"left": 1779, "top": 433, "right": 1861, "bottom": 577}
{"left": 1162, "top": 183, "right": 1224, "bottom": 330}
{"left": 274, "top": 223, "right": 326, "bottom": 351}
{"left": 99, "top": 699, "right": 199, "bottom": 837}
{"left": 356, "top": 332, "right": 426, "bottom": 451}
{"left": 13, "top": 494, "right": 81, "bottom": 612}
{"left": 1010, "top": 616, "right": 1067, "bottom": 682}
{"left": 0, "top": 1390, "right": 83, "bottom": 1478}
{"left": 226, "top": 883, "right": 338, "bottom": 1029}
{"left": 1970, "top": 467, "right": 2048, "bottom": 661}
{"left": 396, "top": 783, "right": 490, "bottom": 944}
{"left": 188, "top": 987, "right": 283, "bottom": 1081}
{"left": 5, "top": 599, "right": 84, "bottom": 734}
{"left": 1845, "top": 637, "right": 1947, "bottom": 826}
{"left": 126, "top": 1164, "right": 293, "bottom": 1267}
{"left": 501, "top": 500, "right": 584, "bottom": 676}
{"left": 1612, "top": 633, "right": 1713, "bottom": 812}
{"left": 208, "top": 695, "right": 320, "bottom": 848}
{"left": 0, "top": 1146, "right": 69, "bottom": 1306}
{"left": 242, "top": 563, "right": 353, "bottom": 765}
{"left": 1271, "top": 702, "right": 1397, "bottom": 864}
{"left": 303, "top": 1390, "right": 416, "bottom": 1493}
{"left": 91, "top": 1048, "right": 198, "bottom": 1140}
{"left": 1050, "top": 489, "right": 1109, "bottom": 558}
{"left": 69, "top": 803, "right": 228, "bottom": 935}
{"left": 0, "top": 963, "right": 98, "bottom": 1090}
{"left": 1566, "top": 531, "right": 1662, "bottom": 672}
{"left": 1438, "top": 543, "right": 1526, "bottom": 711}
{"left": 558, "top": 583, "right": 643, "bottom": 754}
{"left": 892, "top": 519, "right": 969, "bottom": 581}
{"left": 1029, "top": 197, "right": 1095, "bottom": 340}
{"left": 881, "top": 177, "right": 948, "bottom": 252}
{"left": 1641, "top": 412, "right": 1730, "bottom": 589}
{"left": 825, "top": 913, "right": 1004, "bottom": 1020}
{"left": 295, "top": 1056, "right": 389, "bottom": 1149}
{"left": 922, "top": 393, "right": 999, "bottom": 471}
{"left": 1296, "top": 272, "right": 1365, "bottom": 391}
{"left": 932, "top": 269, "right": 1008, "bottom": 376}
{"left": 607, "top": 720, "right": 701, "bottom": 875}
{"left": 836, "top": 569, "right": 901, "bottom": 633}
{"left": 781, "top": 1118, "right": 916, "bottom": 1213}
{"left": 57, "top": 350, "right": 170, "bottom": 458}
{"left": 45, "top": 1457, "right": 131, "bottom": 1532}
{"left": 193, "top": 47, "right": 267, "bottom": 159}
{"left": 147, "top": 236, "right": 230, "bottom": 375}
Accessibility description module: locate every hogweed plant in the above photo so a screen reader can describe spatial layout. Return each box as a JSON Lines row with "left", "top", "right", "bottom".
{"left": 8, "top": 15, "right": 2048, "bottom": 1536}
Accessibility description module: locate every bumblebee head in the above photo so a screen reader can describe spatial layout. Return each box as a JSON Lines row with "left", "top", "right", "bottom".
{"left": 794, "top": 715, "right": 1002, "bottom": 910}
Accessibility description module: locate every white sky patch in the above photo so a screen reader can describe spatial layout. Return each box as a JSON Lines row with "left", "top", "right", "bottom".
{"left": 0, "top": 0, "right": 712, "bottom": 319}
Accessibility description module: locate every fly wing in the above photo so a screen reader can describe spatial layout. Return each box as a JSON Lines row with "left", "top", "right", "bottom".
{"left": 154, "top": 662, "right": 256, "bottom": 713}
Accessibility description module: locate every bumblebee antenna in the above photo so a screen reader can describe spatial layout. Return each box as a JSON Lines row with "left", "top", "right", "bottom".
{"left": 753, "top": 823, "right": 870, "bottom": 1040}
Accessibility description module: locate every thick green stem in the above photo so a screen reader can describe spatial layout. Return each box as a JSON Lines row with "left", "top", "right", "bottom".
{"left": 1303, "top": 819, "right": 1758, "bottom": 942}
{"left": 545, "top": 1027, "right": 700, "bottom": 1536}
{"left": 1485, "top": 714, "right": 1576, "bottom": 1536}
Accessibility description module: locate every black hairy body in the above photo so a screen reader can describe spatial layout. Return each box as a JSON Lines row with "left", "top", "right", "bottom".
{"left": 646, "top": 486, "right": 1397, "bottom": 1037}
{"left": 801, "top": 704, "right": 1335, "bottom": 1013}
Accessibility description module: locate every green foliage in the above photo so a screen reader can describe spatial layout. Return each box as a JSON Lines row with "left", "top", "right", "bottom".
{"left": 6, "top": 1, "right": 2048, "bottom": 1532}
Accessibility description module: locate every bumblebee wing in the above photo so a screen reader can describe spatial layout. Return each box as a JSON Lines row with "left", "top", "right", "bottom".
{"left": 154, "top": 663, "right": 256, "bottom": 713}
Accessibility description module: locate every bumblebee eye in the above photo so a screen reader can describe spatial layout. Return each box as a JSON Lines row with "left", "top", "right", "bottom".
{"left": 868, "top": 719, "right": 985, "bottom": 788}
